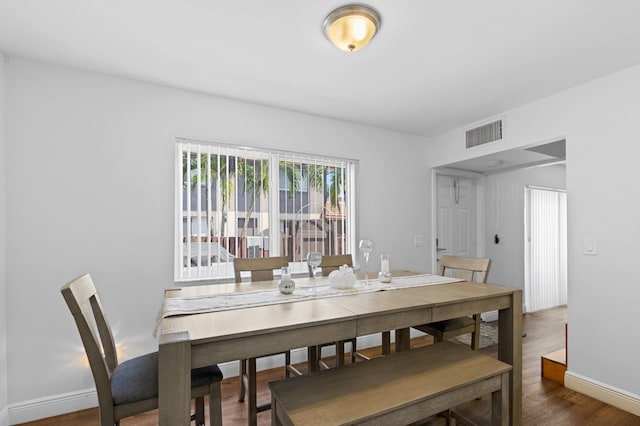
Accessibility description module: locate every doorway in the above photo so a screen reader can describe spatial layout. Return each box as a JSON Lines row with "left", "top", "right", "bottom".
{"left": 435, "top": 174, "right": 477, "bottom": 268}
{"left": 524, "top": 186, "right": 568, "bottom": 312}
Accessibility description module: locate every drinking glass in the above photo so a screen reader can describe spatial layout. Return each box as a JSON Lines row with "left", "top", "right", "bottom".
{"left": 307, "top": 251, "right": 323, "bottom": 293}
{"left": 379, "top": 254, "right": 392, "bottom": 283}
{"left": 359, "top": 239, "right": 374, "bottom": 286}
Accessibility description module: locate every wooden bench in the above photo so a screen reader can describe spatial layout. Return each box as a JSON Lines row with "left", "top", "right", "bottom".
{"left": 269, "top": 341, "right": 512, "bottom": 426}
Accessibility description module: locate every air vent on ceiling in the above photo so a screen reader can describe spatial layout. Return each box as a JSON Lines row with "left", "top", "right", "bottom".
{"left": 466, "top": 119, "right": 503, "bottom": 148}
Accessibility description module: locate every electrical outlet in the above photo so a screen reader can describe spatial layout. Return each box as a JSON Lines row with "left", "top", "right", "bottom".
{"left": 414, "top": 234, "right": 424, "bottom": 247}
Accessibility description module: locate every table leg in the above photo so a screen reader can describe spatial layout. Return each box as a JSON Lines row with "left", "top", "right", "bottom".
{"left": 498, "top": 290, "right": 522, "bottom": 425}
{"left": 158, "top": 331, "right": 192, "bottom": 426}
{"left": 248, "top": 358, "right": 258, "bottom": 426}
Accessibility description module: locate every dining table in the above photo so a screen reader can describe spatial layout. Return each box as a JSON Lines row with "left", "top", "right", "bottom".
{"left": 155, "top": 272, "right": 522, "bottom": 426}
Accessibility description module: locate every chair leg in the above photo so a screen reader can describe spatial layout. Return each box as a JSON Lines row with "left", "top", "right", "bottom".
{"left": 471, "top": 314, "right": 481, "bottom": 351}
{"left": 350, "top": 338, "right": 357, "bottom": 363}
{"left": 284, "top": 351, "right": 291, "bottom": 378}
{"left": 318, "top": 345, "right": 331, "bottom": 370}
{"left": 209, "top": 382, "right": 223, "bottom": 426}
{"left": 195, "top": 396, "right": 205, "bottom": 426}
{"left": 238, "top": 359, "right": 247, "bottom": 402}
{"left": 243, "top": 352, "right": 291, "bottom": 425}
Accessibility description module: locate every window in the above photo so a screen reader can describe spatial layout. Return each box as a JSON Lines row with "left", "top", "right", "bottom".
{"left": 175, "top": 139, "right": 357, "bottom": 281}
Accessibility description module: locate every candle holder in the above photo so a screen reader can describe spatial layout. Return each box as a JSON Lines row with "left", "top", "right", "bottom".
{"left": 278, "top": 267, "right": 295, "bottom": 294}
{"left": 378, "top": 254, "right": 392, "bottom": 283}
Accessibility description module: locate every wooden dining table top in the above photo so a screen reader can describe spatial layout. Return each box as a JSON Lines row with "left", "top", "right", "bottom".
{"left": 159, "top": 272, "right": 515, "bottom": 356}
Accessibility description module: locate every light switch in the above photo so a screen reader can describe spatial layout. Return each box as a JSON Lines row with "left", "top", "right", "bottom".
{"left": 414, "top": 235, "right": 424, "bottom": 247}
{"left": 583, "top": 238, "right": 597, "bottom": 255}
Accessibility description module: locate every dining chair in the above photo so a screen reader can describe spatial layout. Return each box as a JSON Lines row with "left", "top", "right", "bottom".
{"left": 413, "top": 255, "right": 491, "bottom": 350}
{"left": 233, "top": 256, "right": 294, "bottom": 420}
{"left": 61, "top": 273, "right": 223, "bottom": 426}
{"left": 308, "top": 254, "right": 358, "bottom": 369}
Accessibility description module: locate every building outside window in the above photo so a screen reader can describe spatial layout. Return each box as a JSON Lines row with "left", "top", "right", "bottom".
{"left": 176, "top": 139, "right": 357, "bottom": 281}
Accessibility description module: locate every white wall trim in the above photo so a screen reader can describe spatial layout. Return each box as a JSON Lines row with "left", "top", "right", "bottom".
{"left": 8, "top": 388, "right": 98, "bottom": 425}
{"left": 8, "top": 335, "right": 383, "bottom": 424}
{"left": 565, "top": 371, "right": 640, "bottom": 416}
{"left": 430, "top": 168, "right": 438, "bottom": 273}
{"left": 0, "top": 407, "right": 8, "bottom": 426}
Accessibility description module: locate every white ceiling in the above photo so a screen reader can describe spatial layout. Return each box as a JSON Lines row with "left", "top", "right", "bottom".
{"left": 1, "top": 0, "right": 640, "bottom": 138}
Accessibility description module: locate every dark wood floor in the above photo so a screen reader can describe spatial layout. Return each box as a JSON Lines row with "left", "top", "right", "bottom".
{"left": 18, "top": 306, "right": 640, "bottom": 425}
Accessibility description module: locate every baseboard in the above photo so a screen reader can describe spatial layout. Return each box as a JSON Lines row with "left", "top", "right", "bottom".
{"left": 0, "top": 407, "right": 8, "bottom": 426}
{"left": 8, "top": 388, "right": 97, "bottom": 425}
{"left": 8, "top": 335, "right": 383, "bottom": 424}
{"left": 565, "top": 371, "right": 640, "bottom": 416}
{"left": 481, "top": 310, "right": 498, "bottom": 322}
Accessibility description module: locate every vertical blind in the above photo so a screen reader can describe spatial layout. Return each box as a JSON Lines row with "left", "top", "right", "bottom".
{"left": 525, "top": 186, "right": 567, "bottom": 312}
{"left": 175, "top": 139, "right": 357, "bottom": 281}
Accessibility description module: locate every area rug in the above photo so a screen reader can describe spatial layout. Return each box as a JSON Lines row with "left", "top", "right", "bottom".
{"left": 453, "top": 322, "right": 499, "bottom": 349}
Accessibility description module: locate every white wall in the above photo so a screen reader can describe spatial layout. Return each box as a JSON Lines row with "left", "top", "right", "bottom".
{"left": 483, "top": 165, "right": 566, "bottom": 303}
{"left": 429, "top": 65, "right": 640, "bottom": 404}
{"left": 0, "top": 52, "right": 9, "bottom": 426}
{"left": 563, "top": 66, "right": 640, "bottom": 405}
{"left": 4, "top": 58, "right": 430, "bottom": 422}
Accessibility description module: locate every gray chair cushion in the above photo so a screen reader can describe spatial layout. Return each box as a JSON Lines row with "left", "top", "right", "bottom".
{"left": 111, "top": 352, "right": 223, "bottom": 405}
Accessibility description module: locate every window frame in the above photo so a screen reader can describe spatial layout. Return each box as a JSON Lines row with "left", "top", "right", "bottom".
{"left": 175, "top": 138, "right": 357, "bottom": 282}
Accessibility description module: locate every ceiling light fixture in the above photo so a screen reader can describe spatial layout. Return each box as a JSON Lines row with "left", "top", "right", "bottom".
{"left": 323, "top": 4, "right": 381, "bottom": 52}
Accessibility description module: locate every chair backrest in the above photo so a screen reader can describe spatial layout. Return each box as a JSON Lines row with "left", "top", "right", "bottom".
{"left": 310, "top": 254, "right": 354, "bottom": 277}
{"left": 61, "top": 273, "right": 117, "bottom": 413}
{"left": 438, "top": 255, "right": 491, "bottom": 283}
{"left": 233, "top": 256, "right": 289, "bottom": 283}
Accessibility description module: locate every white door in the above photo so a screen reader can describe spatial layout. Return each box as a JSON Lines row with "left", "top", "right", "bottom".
{"left": 436, "top": 175, "right": 476, "bottom": 266}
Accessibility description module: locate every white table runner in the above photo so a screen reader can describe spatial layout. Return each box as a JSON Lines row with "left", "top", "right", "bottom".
{"left": 154, "top": 274, "right": 462, "bottom": 336}
{"left": 380, "top": 274, "right": 462, "bottom": 289}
